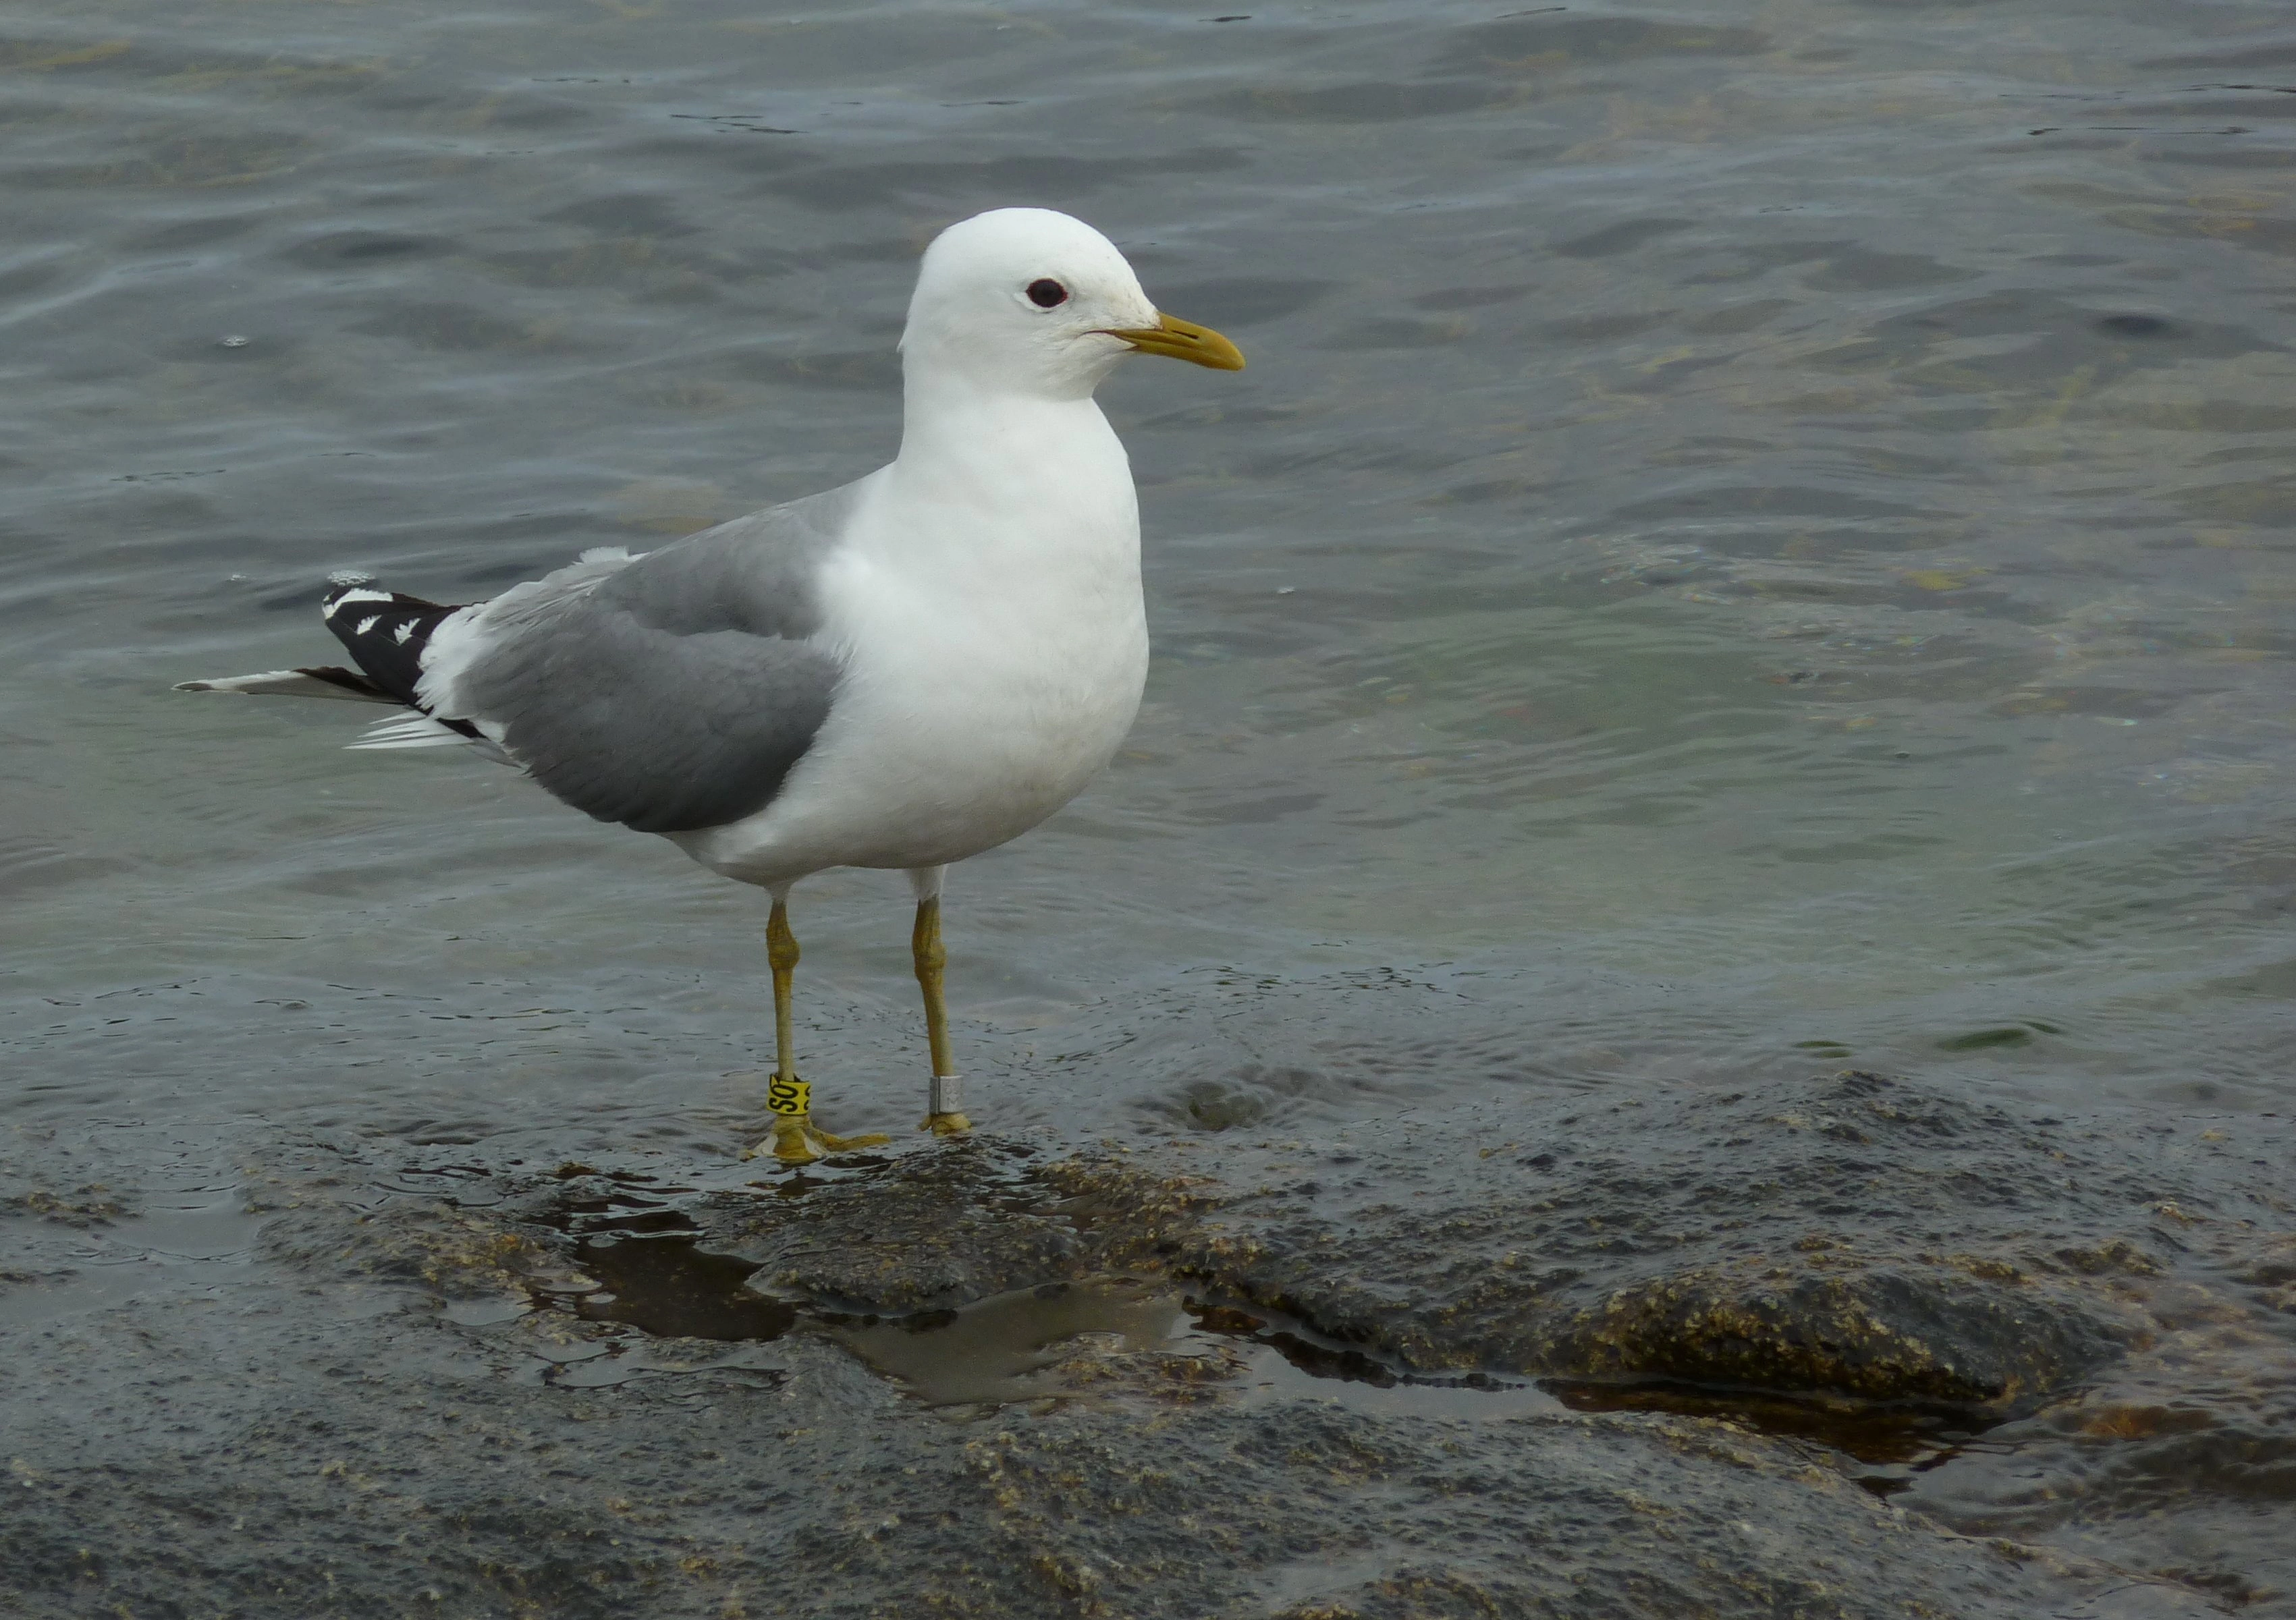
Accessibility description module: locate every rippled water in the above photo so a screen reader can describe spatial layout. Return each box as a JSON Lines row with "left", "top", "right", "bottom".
{"left": 9, "top": 0, "right": 2291, "bottom": 1144}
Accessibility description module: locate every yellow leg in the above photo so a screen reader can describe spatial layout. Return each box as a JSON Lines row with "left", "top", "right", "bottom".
{"left": 913, "top": 897, "right": 971, "bottom": 1136}
{"left": 742, "top": 897, "right": 890, "bottom": 1165}
{"left": 769, "top": 899, "right": 800, "bottom": 1087}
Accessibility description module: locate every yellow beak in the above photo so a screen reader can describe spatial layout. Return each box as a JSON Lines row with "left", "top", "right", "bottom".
{"left": 1102, "top": 311, "right": 1246, "bottom": 372}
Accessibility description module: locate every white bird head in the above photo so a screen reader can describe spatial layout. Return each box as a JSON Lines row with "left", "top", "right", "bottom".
{"left": 900, "top": 207, "right": 1245, "bottom": 400}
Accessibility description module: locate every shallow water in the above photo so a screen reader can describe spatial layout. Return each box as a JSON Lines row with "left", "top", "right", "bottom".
{"left": 3, "top": 0, "right": 2293, "bottom": 1609}
{"left": 7, "top": 0, "right": 2293, "bottom": 1150}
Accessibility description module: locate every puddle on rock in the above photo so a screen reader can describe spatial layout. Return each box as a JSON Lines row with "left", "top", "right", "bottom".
{"left": 508, "top": 1179, "right": 2001, "bottom": 1472}
{"left": 831, "top": 1280, "right": 1185, "bottom": 1405}
{"left": 829, "top": 1281, "right": 1564, "bottom": 1415}
{"left": 570, "top": 1235, "right": 798, "bottom": 1343}
{"left": 518, "top": 1170, "right": 798, "bottom": 1343}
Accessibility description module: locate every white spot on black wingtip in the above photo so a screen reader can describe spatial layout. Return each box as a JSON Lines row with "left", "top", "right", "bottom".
{"left": 316, "top": 588, "right": 462, "bottom": 708}
{"left": 328, "top": 569, "right": 375, "bottom": 587}
{"left": 322, "top": 586, "right": 393, "bottom": 627}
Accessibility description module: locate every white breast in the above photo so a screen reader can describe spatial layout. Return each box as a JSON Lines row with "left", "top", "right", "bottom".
{"left": 672, "top": 405, "right": 1149, "bottom": 889}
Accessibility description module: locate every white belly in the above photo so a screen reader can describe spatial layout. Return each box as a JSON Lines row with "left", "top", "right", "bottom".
{"left": 669, "top": 548, "right": 1149, "bottom": 889}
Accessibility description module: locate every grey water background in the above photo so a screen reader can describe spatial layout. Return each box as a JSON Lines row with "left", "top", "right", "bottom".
{"left": 7, "top": 0, "right": 2291, "bottom": 1151}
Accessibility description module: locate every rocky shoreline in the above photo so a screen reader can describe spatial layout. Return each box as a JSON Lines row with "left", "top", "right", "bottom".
{"left": 5, "top": 1069, "right": 2289, "bottom": 1617}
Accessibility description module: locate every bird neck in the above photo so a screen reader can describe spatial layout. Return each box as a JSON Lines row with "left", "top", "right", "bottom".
{"left": 889, "top": 372, "right": 1135, "bottom": 544}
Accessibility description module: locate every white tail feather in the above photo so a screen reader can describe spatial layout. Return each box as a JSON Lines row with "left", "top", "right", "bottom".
{"left": 174, "top": 670, "right": 393, "bottom": 704}
{"left": 348, "top": 714, "right": 470, "bottom": 750}
{"left": 346, "top": 712, "right": 516, "bottom": 765}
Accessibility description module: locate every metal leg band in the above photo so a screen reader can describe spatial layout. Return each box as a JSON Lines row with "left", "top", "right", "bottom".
{"left": 929, "top": 1073, "right": 963, "bottom": 1117}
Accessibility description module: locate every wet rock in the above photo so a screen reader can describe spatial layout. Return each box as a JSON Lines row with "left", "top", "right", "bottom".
{"left": 264, "top": 1187, "right": 588, "bottom": 1300}
{"left": 1049, "top": 1071, "right": 2268, "bottom": 1415}
{"left": 251, "top": 1071, "right": 2274, "bottom": 1430}
{"left": 689, "top": 1139, "right": 1091, "bottom": 1312}
{"left": 7, "top": 1076, "right": 2276, "bottom": 1618}
{"left": 0, "top": 1260, "right": 2183, "bottom": 1619}
{"left": 1896, "top": 1219, "right": 2296, "bottom": 1613}
{"left": 1548, "top": 1262, "right": 2131, "bottom": 1407}
{"left": 1, "top": 1128, "right": 136, "bottom": 1227}
{"left": 1, "top": 1183, "right": 128, "bottom": 1226}
{"left": 903, "top": 1403, "right": 2083, "bottom": 1620}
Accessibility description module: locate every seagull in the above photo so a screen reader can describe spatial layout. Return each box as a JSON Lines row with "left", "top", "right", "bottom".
{"left": 178, "top": 206, "right": 1245, "bottom": 1163}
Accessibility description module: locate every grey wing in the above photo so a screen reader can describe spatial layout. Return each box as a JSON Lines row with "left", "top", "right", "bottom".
{"left": 448, "top": 483, "right": 859, "bottom": 836}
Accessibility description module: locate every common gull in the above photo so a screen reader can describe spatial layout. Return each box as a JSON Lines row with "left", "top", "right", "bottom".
{"left": 179, "top": 206, "right": 1245, "bottom": 1162}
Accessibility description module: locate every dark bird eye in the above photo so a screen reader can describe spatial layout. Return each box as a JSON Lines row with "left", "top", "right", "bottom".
{"left": 1026, "top": 278, "right": 1068, "bottom": 308}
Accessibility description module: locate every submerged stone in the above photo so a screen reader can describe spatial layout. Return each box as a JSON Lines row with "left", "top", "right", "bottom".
{"left": 1047, "top": 1071, "right": 2233, "bottom": 1415}
{"left": 1548, "top": 1262, "right": 2129, "bottom": 1407}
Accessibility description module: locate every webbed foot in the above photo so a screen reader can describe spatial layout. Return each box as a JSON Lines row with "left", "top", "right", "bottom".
{"left": 743, "top": 1112, "right": 893, "bottom": 1164}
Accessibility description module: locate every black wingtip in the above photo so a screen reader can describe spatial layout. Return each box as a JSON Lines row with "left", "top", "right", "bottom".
{"left": 322, "top": 584, "right": 465, "bottom": 708}
{"left": 294, "top": 664, "right": 393, "bottom": 700}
